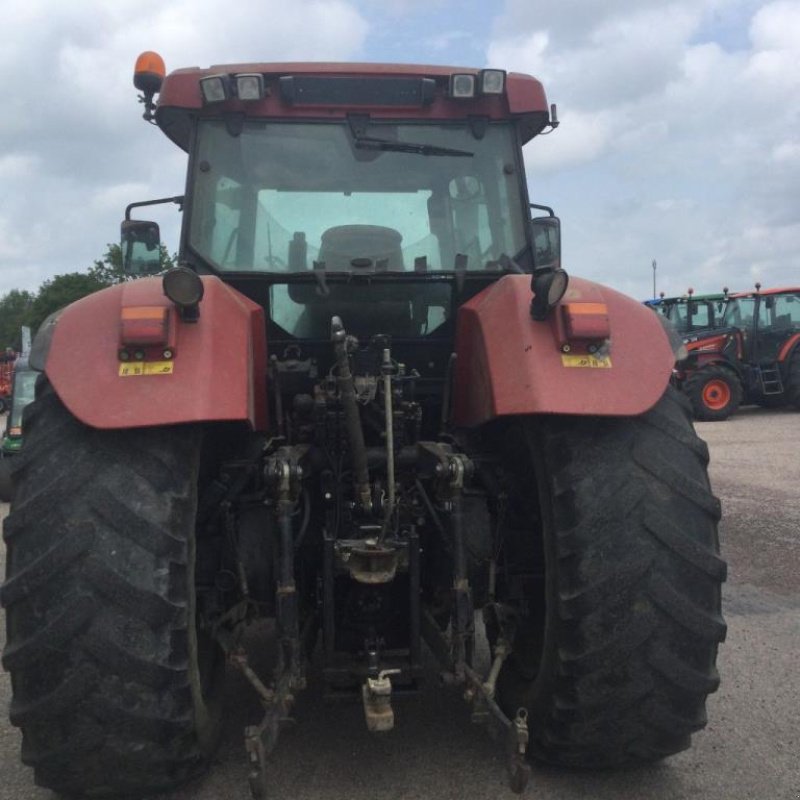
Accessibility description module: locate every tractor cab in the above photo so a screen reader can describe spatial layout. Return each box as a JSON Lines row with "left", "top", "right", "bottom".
{"left": 648, "top": 289, "right": 729, "bottom": 335}
{"left": 122, "top": 61, "right": 568, "bottom": 352}
{"left": 722, "top": 286, "right": 800, "bottom": 365}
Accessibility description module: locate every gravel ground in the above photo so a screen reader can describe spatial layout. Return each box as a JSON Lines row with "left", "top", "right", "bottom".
{"left": 1, "top": 405, "right": 798, "bottom": 800}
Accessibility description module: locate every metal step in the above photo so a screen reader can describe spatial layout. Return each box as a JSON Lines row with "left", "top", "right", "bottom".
{"left": 759, "top": 365, "right": 784, "bottom": 395}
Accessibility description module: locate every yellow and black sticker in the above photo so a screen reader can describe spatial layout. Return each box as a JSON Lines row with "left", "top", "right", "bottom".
{"left": 119, "top": 361, "right": 174, "bottom": 377}
{"left": 561, "top": 354, "right": 612, "bottom": 369}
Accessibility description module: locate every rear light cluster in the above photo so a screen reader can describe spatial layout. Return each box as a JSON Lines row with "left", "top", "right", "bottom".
{"left": 555, "top": 302, "right": 612, "bottom": 357}
{"left": 119, "top": 306, "right": 175, "bottom": 362}
{"left": 117, "top": 270, "right": 204, "bottom": 364}
{"left": 199, "top": 69, "right": 506, "bottom": 105}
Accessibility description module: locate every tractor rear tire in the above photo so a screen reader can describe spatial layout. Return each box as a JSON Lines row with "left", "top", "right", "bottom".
{"left": 786, "top": 350, "right": 800, "bottom": 409}
{"left": 1, "top": 382, "right": 223, "bottom": 797}
{"left": 495, "top": 386, "right": 726, "bottom": 767}
{"left": 684, "top": 364, "right": 742, "bottom": 421}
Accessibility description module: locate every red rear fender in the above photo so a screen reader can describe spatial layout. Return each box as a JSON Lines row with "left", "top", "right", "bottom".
{"left": 42, "top": 276, "right": 268, "bottom": 430}
{"left": 452, "top": 276, "right": 674, "bottom": 426}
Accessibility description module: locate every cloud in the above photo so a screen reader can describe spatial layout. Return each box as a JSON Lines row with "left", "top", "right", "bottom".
{"left": 426, "top": 30, "right": 476, "bottom": 52}
{"left": 490, "top": 5, "right": 705, "bottom": 109}
{"left": 0, "top": 0, "right": 368, "bottom": 294}
{"left": 360, "top": 0, "right": 446, "bottom": 12}
{"left": 749, "top": 0, "right": 800, "bottom": 48}
{"left": 487, "top": 0, "right": 800, "bottom": 296}
{"left": 1, "top": 0, "right": 797, "bottom": 305}
{"left": 524, "top": 108, "right": 617, "bottom": 171}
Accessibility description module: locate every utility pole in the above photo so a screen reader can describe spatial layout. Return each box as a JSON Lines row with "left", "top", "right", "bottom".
{"left": 652, "top": 259, "right": 657, "bottom": 299}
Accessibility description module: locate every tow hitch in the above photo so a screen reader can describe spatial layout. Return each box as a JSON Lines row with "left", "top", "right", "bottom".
{"left": 211, "top": 318, "right": 533, "bottom": 799}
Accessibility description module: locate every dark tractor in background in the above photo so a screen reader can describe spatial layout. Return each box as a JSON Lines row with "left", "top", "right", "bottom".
{"left": 1, "top": 53, "right": 726, "bottom": 798}
{"left": 674, "top": 285, "right": 800, "bottom": 420}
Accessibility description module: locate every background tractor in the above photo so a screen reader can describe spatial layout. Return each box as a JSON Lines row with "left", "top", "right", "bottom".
{"left": 0, "top": 328, "right": 32, "bottom": 501}
{"left": 674, "top": 284, "right": 800, "bottom": 420}
{"left": 645, "top": 288, "right": 729, "bottom": 335}
{"left": 0, "top": 349, "right": 17, "bottom": 415}
{"left": 1, "top": 53, "right": 726, "bottom": 798}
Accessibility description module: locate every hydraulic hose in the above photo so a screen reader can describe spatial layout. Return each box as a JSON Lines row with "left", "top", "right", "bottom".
{"left": 381, "top": 348, "right": 395, "bottom": 539}
{"left": 331, "top": 316, "right": 372, "bottom": 513}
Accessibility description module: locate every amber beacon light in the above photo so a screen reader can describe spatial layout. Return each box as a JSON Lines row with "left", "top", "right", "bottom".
{"left": 133, "top": 51, "right": 166, "bottom": 121}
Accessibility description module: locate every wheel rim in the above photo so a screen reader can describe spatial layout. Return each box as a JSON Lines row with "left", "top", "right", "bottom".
{"left": 702, "top": 379, "right": 731, "bottom": 410}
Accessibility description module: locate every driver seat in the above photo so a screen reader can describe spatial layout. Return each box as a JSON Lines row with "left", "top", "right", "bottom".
{"left": 318, "top": 225, "right": 404, "bottom": 270}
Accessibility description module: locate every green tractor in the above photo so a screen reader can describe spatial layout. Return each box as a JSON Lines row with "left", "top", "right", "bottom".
{"left": 1, "top": 357, "right": 36, "bottom": 457}
{"left": 1, "top": 52, "right": 726, "bottom": 798}
{"left": 646, "top": 288, "right": 729, "bottom": 335}
{"left": 0, "top": 330, "right": 34, "bottom": 501}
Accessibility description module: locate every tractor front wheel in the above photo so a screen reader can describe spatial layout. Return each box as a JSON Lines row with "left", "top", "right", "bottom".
{"left": 684, "top": 364, "right": 742, "bottom": 421}
{"left": 494, "top": 387, "right": 726, "bottom": 767}
{"left": 1, "top": 382, "right": 223, "bottom": 796}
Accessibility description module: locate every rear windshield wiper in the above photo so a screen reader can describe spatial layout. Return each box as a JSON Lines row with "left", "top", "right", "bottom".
{"left": 353, "top": 136, "right": 474, "bottom": 158}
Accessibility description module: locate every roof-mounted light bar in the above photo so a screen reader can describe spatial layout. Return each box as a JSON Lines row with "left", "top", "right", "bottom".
{"left": 200, "top": 68, "right": 507, "bottom": 106}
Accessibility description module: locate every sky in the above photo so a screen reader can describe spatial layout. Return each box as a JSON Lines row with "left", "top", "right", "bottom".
{"left": 0, "top": 0, "right": 798, "bottom": 300}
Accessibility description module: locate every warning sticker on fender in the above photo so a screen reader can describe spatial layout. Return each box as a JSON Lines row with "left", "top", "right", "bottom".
{"left": 119, "top": 361, "right": 174, "bottom": 377}
{"left": 561, "top": 354, "right": 612, "bottom": 369}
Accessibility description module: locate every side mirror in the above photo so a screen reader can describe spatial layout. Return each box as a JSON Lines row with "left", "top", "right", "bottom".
{"left": 531, "top": 216, "right": 561, "bottom": 271}
{"left": 121, "top": 219, "right": 162, "bottom": 275}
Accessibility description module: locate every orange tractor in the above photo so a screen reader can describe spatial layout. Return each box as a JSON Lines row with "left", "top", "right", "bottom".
{"left": 674, "top": 284, "right": 800, "bottom": 420}
{"left": 1, "top": 53, "right": 725, "bottom": 798}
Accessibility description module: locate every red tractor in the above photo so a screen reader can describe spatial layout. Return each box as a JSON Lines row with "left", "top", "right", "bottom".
{"left": 1, "top": 53, "right": 725, "bottom": 798}
{"left": 0, "top": 349, "right": 17, "bottom": 414}
{"left": 674, "top": 284, "right": 800, "bottom": 420}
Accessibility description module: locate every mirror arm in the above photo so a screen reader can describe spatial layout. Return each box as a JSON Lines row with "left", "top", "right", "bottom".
{"left": 125, "top": 195, "right": 184, "bottom": 221}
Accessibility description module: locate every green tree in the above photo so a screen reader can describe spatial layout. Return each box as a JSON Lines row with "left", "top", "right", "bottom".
{"left": 0, "top": 289, "right": 36, "bottom": 350}
{"left": 88, "top": 243, "right": 126, "bottom": 285}
{"left": 27, "top": 273, "right": 110, "bottom": 333}
{"left": 88, "top": 243, "right": 176, "bottom": 285}
{"left": 0, "top": 244, "right": 179, "bottom": 344}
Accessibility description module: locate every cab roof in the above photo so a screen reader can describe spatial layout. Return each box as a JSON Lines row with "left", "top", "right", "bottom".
{"left": 155, "top": 62, "right": 550, "bottom": 151}
{"left": 730, "top": 286, "right": 800, "bottom": 298}
{"left": 646, "top": 292, "right": 728, "bottom": 305}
